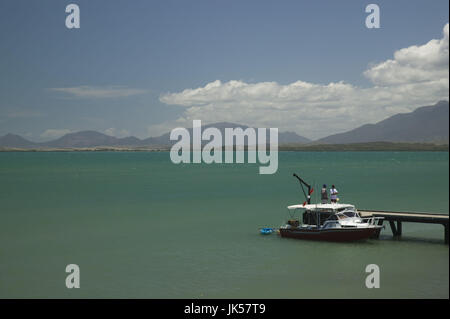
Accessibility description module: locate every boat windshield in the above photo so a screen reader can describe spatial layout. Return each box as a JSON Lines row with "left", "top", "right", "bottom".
{"left": 342, "top": 211, "right": 357, "bottom": 217}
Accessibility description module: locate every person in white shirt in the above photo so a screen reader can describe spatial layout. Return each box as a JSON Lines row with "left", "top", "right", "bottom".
{"left": 330, "top": 185, "right": 339, "bottom": 203}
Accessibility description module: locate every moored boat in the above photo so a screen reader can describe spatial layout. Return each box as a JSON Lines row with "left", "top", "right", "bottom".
{"left": 279, "top": 203, "right": 384, "bottom": 242}
{"left": 278, "top": 173, "right": 384, "bottom": 242}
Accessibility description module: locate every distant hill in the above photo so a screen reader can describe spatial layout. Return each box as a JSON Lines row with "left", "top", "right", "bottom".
{"left": 0, "top": 122, "right": 310, "bottom": 148}
{"left": 0, "top": 131, "right": 146, "bottom": 149}
{"left": 142, "top": 122, "right": 311, "bottom": 146}
{"left": 278, "top": 130, "right": 311, "bottom": 144}
{"left": 2, "top": 101, "right": 448, "bottom": 148}
{"left": 42, "top": 131, "right": 123, "bottom": 148}
{"left": 318, "top": 101, "right": 449, "bottom": 144}
{"left": 0, "top": 134, "right": 38, "bottom": 148}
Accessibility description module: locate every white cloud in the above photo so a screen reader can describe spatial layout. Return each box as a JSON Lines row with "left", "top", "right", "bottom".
{"left": 158, "top": 24, "right": 449, "bottom": 140}
{"left": 40, "top": 129, "right": 73, "bottom": 139}
{"left": 49, "top": 86, "right": 147, "bottom": 98}
{"left": 364, "top": 23, "right": 449, "bottom": 85}
{"left": 1, "top": 107, "right": 44, "bottom": 118}
{"left": 7, "top": 110, "right": 43, "bottom": 118}
{"left": 104, "top": 128, "right": 131, "bottom": 138}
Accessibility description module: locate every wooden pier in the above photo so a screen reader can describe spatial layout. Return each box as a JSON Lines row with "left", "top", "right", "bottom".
{"left": 359, "top": 210, "right": 449, "bottom": 244}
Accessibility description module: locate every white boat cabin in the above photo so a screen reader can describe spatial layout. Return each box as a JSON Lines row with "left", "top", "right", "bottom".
{"left": 285, "top": 203, "right": 380, "bottom": 229}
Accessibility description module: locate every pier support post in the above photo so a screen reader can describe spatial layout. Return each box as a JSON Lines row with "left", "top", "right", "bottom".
{"left": 389, "top": 221, "right": 398, "bottom": 236}
{"left": 445, "top": 224, "right": 449, "bottom": 245}
{"left": 396, "top": 221, "right": 402, "bottom": 236}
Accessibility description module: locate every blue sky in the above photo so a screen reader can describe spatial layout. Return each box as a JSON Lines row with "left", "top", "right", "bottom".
{"left": 0, "top": 0, "right": 448, "bottom": 140}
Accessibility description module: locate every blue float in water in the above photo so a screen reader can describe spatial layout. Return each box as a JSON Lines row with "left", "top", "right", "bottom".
{"left": 260, "top": 228, "right": 274, "bottom": 235}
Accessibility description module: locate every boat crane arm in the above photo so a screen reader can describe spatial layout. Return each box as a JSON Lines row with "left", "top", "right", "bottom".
{"left": 293, "top": 173, "right": 312, "bottom": 204}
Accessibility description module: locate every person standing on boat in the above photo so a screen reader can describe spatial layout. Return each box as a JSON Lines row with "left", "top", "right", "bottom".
{"left": 330, "top": 185, "right": 339, "bottom": 203}
{"left": 321, "top": 184, "right": 328, "bottom": 204}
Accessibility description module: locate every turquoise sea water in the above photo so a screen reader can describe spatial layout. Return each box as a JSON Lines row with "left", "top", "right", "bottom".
{"left": 0, "top": 151, "right": 448, "bottom": 298}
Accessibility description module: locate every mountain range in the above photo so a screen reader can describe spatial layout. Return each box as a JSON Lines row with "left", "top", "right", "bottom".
{"left": 0, "top": 122, "right": 311, "bottom": 148}
{"left": 1, "top": 101, "right": 448, "bottom": 148}
{"left": 317, "top": 100, "right": 449, "bottom": 144}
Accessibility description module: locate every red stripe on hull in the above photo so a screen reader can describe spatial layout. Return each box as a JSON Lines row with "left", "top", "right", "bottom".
{"left": 279, "top": 227, "right": 379, "bottom": 242}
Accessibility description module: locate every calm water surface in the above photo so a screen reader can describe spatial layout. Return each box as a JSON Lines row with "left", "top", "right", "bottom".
{"left": 0, "top": 151, "right": 448, "bottom": 298}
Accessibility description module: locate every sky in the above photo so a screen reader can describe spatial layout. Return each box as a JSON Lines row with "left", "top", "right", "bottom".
{"left": 0, "top": 0, "right": 448, "bottom": 141}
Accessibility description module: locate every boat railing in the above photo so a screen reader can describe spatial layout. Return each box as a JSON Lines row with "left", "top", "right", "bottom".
{"left": 361, "top": 216, "right": 384, "bottom": 225}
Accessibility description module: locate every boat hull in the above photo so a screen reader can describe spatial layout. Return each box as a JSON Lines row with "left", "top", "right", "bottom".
{"left": 279, "top": 227, "right": 381, "bottom": 242}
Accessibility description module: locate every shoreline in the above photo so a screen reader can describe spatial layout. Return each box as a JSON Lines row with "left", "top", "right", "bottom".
{"left": 0, "top": 142, "right": 448, "bottom": 152}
